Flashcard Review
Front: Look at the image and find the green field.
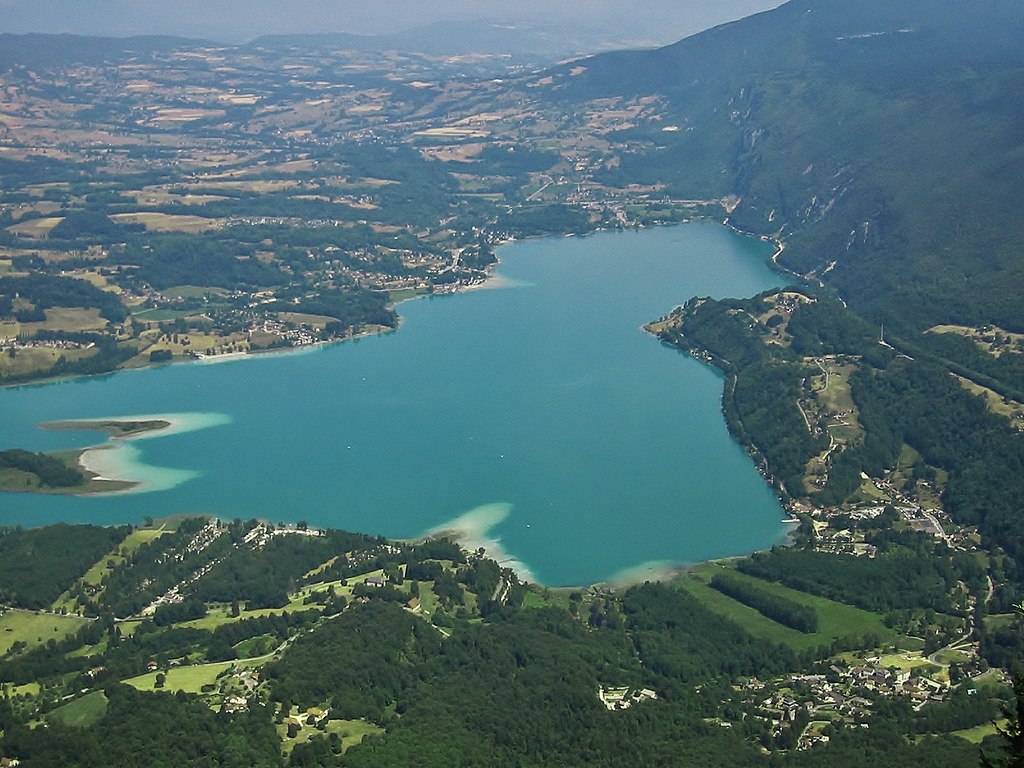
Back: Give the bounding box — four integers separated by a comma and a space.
47, 691, 109, 728
877, 652, 934, 672
178, 571, 387, 632
8, 307, 109, 333
131, 308, 193, 322
679, 563, 901, 654
109, 212, 221, 233
277, 311, 337, 329
124, 660, 258, 694
2, 681, 41, 698
984, 614, 1017, 631
0, 610, 90, 655
158, 285, 229, 300
0, 344, 95, 379
278, 709, 384, 756
950, 720, 1005, 744
7, 216, 63, 237
235, 633, 278, 658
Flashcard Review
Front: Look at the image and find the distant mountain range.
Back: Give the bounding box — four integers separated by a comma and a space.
0, 19, 669, 70
249, 20, 668, 61
0, 33, 205, 69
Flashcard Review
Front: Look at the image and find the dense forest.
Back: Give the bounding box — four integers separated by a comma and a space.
0, 524, 129, 609
0, 518, 1007, 767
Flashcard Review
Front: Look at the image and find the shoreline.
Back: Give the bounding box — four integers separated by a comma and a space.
73, 446, 141, 494
0, 271, 506, 391
1, 413, 228, 498
2, 222, 807, 586
418, 503, 539, 585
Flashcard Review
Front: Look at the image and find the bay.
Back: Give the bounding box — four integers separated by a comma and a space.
0, 222, 787, 585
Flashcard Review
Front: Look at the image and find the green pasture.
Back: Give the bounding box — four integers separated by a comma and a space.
679, 562, 900, 654
47, 691, 109, 728
0, 610, 89, 656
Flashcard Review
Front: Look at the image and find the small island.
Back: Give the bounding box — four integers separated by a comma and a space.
0, 447, 137, 495
0, 418, 170, 495
40, 418, 172, 439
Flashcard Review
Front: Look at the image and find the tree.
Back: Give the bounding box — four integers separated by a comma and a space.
982, 673, 1024, 768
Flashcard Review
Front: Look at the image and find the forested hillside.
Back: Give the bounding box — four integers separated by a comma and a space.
539, 0, 1024, 379
0, 520, 995, 766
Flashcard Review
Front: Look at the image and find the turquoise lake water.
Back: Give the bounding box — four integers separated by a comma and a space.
0, 223, 787, 585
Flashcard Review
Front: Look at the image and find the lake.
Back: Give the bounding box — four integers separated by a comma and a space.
0, 223, 787, 585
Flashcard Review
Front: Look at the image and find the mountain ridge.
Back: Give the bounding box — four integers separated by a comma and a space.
528, 0, 1024, 342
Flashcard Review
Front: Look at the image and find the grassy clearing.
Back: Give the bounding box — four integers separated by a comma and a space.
66, 637, 108, 658
195, 178, 302, 193
877, 651, 934, 672
680, 563, 899, 654
0, 467, 42, 491
124, 526, 172, 553
984, 614, 1017, 631
815, 361, 863, 442
21, 307, 108, 333
71, 269, 119, 291
7, 216, 63, 237
12, 201, 63, 219
934, 647, 975, 666
3, 682, 41, 698
850, 477, 888, 503
387, 287, 431, 304
521, 586, 575, 612
278, 710, 384, 756
235, 633, 278, 658
277, 311, 336, 329
955, 375, 1024, 430
303, 556, 339, 580
47, 691, 109, 728
951, 720, 1004, 744
179, 574, 364, 631
131, 308, 193, 322
124, 661, 239, 694
330, 719, 385, 752
928, 324, 1024, 358
0, 344, 96, 379
159, 285, 229, 300
117, 619, 143, 637
0, 610, 90, 656
132, 188, 227, 206
110, 212, 222, 233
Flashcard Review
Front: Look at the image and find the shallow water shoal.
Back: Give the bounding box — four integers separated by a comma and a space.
0, 223, 786, 585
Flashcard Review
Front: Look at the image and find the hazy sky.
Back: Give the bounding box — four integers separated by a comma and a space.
0, 1, 783, 45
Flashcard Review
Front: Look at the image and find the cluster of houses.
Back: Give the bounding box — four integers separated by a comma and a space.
143, 520, 227, 616
795, 493, 972, 559
0, 336, 93, 353
220, 666, 261, 714
742, 656, 955, 751
241, 522, 324, 550
156, 519, 224, 566
597, 685, 658, 712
